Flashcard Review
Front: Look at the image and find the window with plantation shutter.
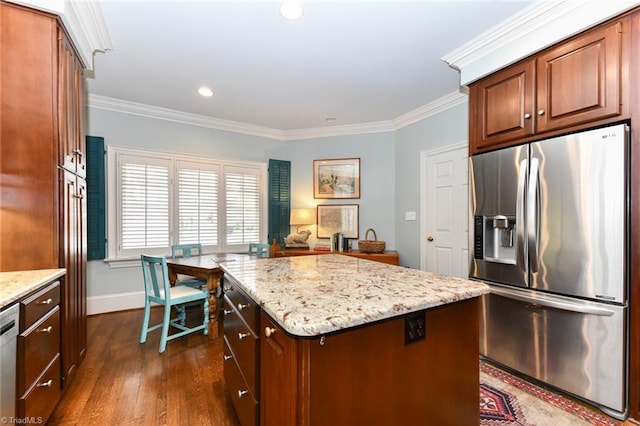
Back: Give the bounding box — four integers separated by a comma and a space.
225, 166, 261, 246
107, 146, 267, 260
177, 162, 219, 246
118, 155, 170, 257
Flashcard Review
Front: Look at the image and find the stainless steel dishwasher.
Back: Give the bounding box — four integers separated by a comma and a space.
0, 303, 19, 420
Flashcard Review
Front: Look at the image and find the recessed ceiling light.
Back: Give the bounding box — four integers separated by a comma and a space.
198, 86, 214, 97
280, 1, 303, 21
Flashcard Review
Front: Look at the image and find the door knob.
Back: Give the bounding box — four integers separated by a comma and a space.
427, 236, 434, 242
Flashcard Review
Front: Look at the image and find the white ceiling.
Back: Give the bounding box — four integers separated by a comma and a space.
88, 0, 535, 133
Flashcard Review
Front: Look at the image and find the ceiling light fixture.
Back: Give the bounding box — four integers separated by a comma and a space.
198, 86, 214, 97
280, 0, 304, 21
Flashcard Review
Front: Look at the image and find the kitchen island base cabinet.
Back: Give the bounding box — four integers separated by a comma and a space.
260, 298, 480, 426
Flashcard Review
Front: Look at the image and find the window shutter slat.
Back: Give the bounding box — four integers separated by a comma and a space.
120, 159, 170, 250
177, 165, 219, 245
268, 159, 291, 247
86, 136, 106, 260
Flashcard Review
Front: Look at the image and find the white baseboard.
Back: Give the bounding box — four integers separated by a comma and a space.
87, 291, 145, 315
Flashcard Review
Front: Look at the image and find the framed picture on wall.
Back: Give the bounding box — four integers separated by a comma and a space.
317, 204, 359, 239
313, 158, 360, 199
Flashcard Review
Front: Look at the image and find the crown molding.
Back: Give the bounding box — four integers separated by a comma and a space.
89, 92, 467, 141
442, 0, 640, 85
7, 0, 112, 70
392, 91, 467, 130
88, 94, 288, 140
283, 121, 395, 141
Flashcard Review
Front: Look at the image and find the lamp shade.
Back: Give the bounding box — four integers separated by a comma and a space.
290, 208, 315, 225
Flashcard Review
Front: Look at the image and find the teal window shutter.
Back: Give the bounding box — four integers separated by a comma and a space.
268, 159, 291, 248
86, 136, 106, 260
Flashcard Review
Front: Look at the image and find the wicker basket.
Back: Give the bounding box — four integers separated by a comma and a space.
358, 228, 386, 253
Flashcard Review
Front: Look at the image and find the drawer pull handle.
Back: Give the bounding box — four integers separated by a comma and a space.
223, 309, 233, 315
37, 380, 53, 388
39, 326, 53, 334
238, 390, 249, 398
223, 354, 233, 361
237, 303, 250, 310
38, 298, 53, 305
264, 327, 276, 338
238, 332, 250, 340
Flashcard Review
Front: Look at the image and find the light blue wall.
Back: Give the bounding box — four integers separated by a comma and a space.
394, 101, 468, 268
86, 100, 466, 308
266, 132, 396, 251
86, 108, 285, 161
86, 108, 286, 298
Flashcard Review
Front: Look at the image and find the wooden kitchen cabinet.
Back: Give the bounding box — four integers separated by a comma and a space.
469, 60, 535, 151
59, 30, 87, 179
470, 18, 626, 154
17, 280, 62, 423
223, 278, 260, 426
258, 299, 480, 426
0, 1, 87, 393
60, 170, 88, 384
274, 249, 400, 266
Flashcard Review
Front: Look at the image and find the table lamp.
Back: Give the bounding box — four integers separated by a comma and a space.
285, 208, 315, 248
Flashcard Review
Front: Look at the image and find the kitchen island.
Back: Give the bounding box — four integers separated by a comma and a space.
220, 254, 489, 426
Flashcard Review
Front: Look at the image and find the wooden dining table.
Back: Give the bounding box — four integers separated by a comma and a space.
166, 253, 247, 339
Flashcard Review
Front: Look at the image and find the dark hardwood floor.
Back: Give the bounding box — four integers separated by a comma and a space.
49, 307, 240, 426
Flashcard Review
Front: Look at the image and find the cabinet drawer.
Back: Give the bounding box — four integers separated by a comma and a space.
224, 282, 258, 333
18, 306, 60, 395
224, 339, 258, 426
20, 280, 60, 331
18, 354, 61, 423
223, 301, 258, 396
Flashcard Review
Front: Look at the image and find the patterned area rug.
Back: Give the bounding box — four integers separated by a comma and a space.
480, 362, 622, 426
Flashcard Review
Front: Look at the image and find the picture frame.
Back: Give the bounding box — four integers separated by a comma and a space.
317, 204, 359, 239
313, 158, 360, 199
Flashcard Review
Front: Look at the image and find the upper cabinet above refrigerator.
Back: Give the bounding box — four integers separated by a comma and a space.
469, 17, 629, 155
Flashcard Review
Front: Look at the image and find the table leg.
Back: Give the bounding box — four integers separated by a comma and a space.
168, 267, 178, 286
206, 272, 223, 339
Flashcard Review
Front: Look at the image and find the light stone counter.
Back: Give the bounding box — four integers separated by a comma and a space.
0, 269, 66, 309
220, 254, 489, 337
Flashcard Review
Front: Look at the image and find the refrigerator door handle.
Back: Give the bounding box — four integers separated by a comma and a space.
527, 157, 540, 273
516, 159, 528, 271
491, 286, 616, 316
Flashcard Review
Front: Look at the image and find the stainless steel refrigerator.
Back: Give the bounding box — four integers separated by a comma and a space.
469, 123, 629, 419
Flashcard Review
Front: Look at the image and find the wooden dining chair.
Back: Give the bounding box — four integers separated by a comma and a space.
248, 243, 270, 258
139, 254, 209, 353
171, 243, 206, 288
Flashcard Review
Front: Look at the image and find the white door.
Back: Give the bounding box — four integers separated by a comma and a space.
420, 143, 469, 278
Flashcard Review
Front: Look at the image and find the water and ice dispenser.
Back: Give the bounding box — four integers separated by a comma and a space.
473, 215, 517, 264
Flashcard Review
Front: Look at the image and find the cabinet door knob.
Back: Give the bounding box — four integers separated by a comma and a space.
237, 303, 249, 310
537, 109, 545, 116
37, 380, 53, 388
238, 332, 250, 340
265, 327, 277, 338
39, 326, 53, 334
38, 298, 53, 305
223, 354, 233, 361
238, 390, 249, 398
524, 113, 531, 119
427, 236, 434, 242
223, 309, 233, 315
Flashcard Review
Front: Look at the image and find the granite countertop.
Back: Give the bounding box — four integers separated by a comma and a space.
221, 254, 489, 337
0, 269, 66, 309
